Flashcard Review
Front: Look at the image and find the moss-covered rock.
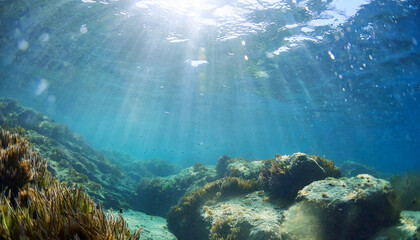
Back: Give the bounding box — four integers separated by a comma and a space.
0, 98, 133, 209
134, 163, 218, 217
216, 155, 266, 180
295, 174, 401, 240
260, 152, 341, 199
167, 177, 260, 240
204, 191, 284, 240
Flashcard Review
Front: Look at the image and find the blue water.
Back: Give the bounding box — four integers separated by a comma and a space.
0, 0, 419, 172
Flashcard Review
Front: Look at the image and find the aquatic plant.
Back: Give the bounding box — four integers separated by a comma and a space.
167, 177, 259, 240
0, 127, 47, 200
312, 155, 341, 178
210, 218, 242, 240
0, 183, 142, 240
390, 171, 420, 211
0, 127, 142, 239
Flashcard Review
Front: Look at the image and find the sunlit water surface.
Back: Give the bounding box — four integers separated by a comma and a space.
0, 0, 419, 172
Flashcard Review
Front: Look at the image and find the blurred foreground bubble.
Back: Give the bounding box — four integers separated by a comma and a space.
17, 40, 29, 51
80, 24, 88, 34
35, 78, 48, 96
39, 33, 49, 42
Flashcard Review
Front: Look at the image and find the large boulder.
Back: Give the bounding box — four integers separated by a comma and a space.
295, 174, 401, 240
166, 177, 260, 240
201, 190, 284, 240
260, 152, 341, 199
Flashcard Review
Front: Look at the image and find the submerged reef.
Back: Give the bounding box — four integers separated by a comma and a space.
1, 98, 418, 240
0, 127, 142, 239
164, 154, 410, 240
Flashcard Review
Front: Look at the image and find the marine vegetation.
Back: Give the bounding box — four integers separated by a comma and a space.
209, 218, 243, 240
0, 98, 133, 209
167, 177, 259, 240
390, 171, 420, 211
0, 127, 142, 239
0, 128, 47, 201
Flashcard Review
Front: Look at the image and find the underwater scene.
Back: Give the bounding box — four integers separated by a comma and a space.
0, 0, 419, 239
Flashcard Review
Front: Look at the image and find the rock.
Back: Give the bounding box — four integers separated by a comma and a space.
0, 99, 135, 210
373, 211, 420, 240
340, 161, 382, 178
202, 191, 284, 240
216, 155, 266, 180
296, 174, 401, 240
260, 152, 341, 199
134, 163, 218, 217
166, 177, 260, 240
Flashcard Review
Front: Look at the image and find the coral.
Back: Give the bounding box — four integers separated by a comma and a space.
167, 177, 259, 240
0, 127, 142, 240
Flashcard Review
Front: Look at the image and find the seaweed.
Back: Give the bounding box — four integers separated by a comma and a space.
0, 127, 142, 239
0, 128, 47, 201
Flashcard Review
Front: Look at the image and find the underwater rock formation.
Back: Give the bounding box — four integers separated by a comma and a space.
167, 177, 259, 240
104, 151, 180, 183
216, 155, 265, 180
295, 174, 400, 240
201, 190, 284, 240
134, 162, 218, 217
0, 98, 133, 209
0, 127, 142, 239
373, 211, 420, 240
260, 152, 341, 199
